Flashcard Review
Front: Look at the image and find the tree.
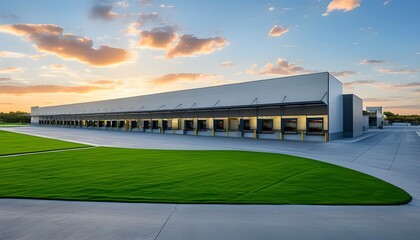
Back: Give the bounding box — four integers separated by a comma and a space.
0, 112, 31, 124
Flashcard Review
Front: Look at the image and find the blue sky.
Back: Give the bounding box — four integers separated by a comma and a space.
0, 0, 419, 114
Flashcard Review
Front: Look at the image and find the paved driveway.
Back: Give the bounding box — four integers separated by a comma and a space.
1, 126, 419, 239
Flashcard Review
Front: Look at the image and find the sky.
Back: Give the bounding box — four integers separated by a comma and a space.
0, 0, 419, 114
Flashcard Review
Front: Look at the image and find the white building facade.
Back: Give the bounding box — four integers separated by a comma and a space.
31, 72, 362, 142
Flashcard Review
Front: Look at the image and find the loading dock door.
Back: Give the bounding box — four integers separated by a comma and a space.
162, 120, 168, 130
131, 121, 137, 129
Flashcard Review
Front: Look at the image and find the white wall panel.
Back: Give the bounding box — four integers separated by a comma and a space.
328, 74, 344, 139
32, 73, 330, 116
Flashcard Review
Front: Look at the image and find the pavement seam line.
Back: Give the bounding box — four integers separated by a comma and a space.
350, 132, 387, 163
154, 204, 178, 240
388, 134, 403, 171
0, 146, 97, 158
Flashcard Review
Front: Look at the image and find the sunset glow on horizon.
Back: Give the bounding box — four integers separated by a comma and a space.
0, 0, 419, 114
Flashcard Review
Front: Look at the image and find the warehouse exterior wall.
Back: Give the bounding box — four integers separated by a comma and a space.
31, 73, 329, 117
343, 94, 363, 138
327, 74, 343, 140
31, 72, 361, 142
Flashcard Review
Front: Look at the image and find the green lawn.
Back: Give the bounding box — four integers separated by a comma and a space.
0, 123, 30, 127
0, 130, 88, 155
0, 131, 412, 205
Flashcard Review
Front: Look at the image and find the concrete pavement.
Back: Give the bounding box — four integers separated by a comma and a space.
1, 126, 419, 239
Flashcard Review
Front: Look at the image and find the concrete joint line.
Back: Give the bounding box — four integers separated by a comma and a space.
388, 136, 403, 171
350, 132, 388, 163
154, 204, 178, 240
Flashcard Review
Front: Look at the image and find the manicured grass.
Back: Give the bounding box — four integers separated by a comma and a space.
0, 130, 411, 205
0, 130, 88, 155
0, 123, 30, 127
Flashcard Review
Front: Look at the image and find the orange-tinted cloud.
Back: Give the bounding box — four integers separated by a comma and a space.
364, 97, 394, 102
90, 79, 122, 85
89, 4, 118, 20
343, 80, 376, 87
258, 58, 309, 76
0, 51, 27, 58
139, 26, 177, 49
0, 84, 108, 95
331, 71, 357, 77
323, 0, 361, 16
386, 104, 420, 110
344, 80, 420, 90
268, 25, 289, 37
376, 67, 418, 74
151, 73, 217, 84
0, 77, 11, 81
49, 64, 66, 70
166, 35, 228, 58
0, 24, 131, 66
0, 67, 23, 73
246, 64, 258, 75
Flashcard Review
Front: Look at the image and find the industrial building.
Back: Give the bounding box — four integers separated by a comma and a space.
31, 72, 364, 142
366, 106, 384, 129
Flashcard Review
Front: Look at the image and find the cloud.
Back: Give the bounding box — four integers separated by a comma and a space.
220, 61, 234, 67
150, 73, 217, 84
116, 1, 129, 8
330, 71, 357, 77
0, 24, 131, 66
360, 59, 385, 64
322, 0, 361, 16
137, 12, 162, 26
246, 64, 258, 75
343, 80, 376, 87
395, 82, 420, 87
139, 26, 177, 49
385, 104, 420, 110
0, 85, 109, 95
268, 6, 276, 11
0, 51, 27, 58
376, 67, 418, 74
90, 79, 122, 85
344, 80, 420, 90
258, 58, 309, 76
0, 67, 23, 73
126, 22, 141, 36
160, 4, 174, 8
140, 0, 154, 6
364, 98, 394, 102
268, 25, 289, 37
0, 77, 12, 81
48, 64, 66, 70
0, 14, 20, 21
413, 89, 420, 93
383, 0, 390, 6
89, 4, 118, 20
166, 35, 228, 58
360, 26, 377, 35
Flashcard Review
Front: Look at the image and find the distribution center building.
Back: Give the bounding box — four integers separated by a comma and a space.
31, 72, 364, 142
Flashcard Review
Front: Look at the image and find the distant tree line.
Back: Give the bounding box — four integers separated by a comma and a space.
384, 111, 420, 125
0, 111, 31, 124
